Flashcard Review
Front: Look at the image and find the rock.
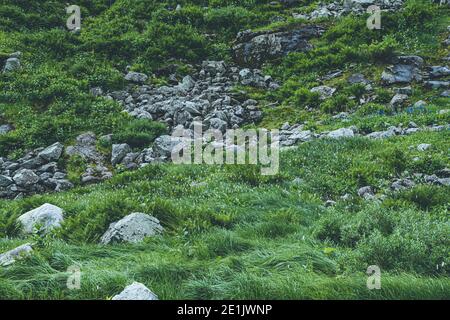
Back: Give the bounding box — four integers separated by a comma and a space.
153, 135, 186, 158
310, 7, 333, 19
310, 85, 336, 100
0, 124, 13, 135
441, 90, 450, 97
366, 126, 396, 139
233, 26, 324, 67
417, 143, 431, 151
112, 282, 158, 300
437, 178, 450, 186
124, 71, 148, 84
325, 200, 337, 207
13, 169, 39, 188
435, 168, 450, 178
100, 212, 163, 244
357, 186, 375, 200
424, 174, 439, 184
66, 132, 104, 163
391, 179, 415, 191
111, 143, 132, 166
17, 203, 64, 234
381, 56, 423, 84
3, 57, 21, 72
0, 244, 33, 267
429, 66, 450, 78
208, 118, 228, 132
38, 142, 64, 162
423, 81, 450, 89
348, 73, 370, 84
413, 100, 427, 109
290, 130, 312, 142
201, 61, 226, 75
390, 93, 409, 108
327, 128, 354, 139
178, 75, 196, 91
0, 175, 13, 187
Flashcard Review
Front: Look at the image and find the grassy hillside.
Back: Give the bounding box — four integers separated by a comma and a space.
0, 0, 449, 299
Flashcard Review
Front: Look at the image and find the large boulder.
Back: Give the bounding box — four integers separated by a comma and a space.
112, 282, 158, 300
38, 142, 64, 162
381, 56, 423, 84
17, 203, 64, 234
233, 26, 324, 67
0, 244, 33, 267
100, 212, 163, 244
13, 169, 39, 187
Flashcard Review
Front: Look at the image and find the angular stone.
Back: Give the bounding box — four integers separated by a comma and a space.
13, 169, 39, 187
17, 203, 64, 234
100, 212, 163, 244
112, 282, 158, 300
0, 244, 33, 267
38, 142, 64, 162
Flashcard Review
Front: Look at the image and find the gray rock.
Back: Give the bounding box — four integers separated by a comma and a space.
424, 81, 450, 89
17, 203, 64, 234
429, 66, 450, 78
38, 142, 64, 162
111, 143, 132, 166
201, 61, 226, 75
348, 73, 370, 84
310, 85, 336, 100
417, 143, 431, 151
327, 128, 354, 139
153, 135, 186, 158
0, 244, 33, 267
391, 179, 415, 191
66, 132, 103, 163
112, 282, 158, 300
381, 56, 423, 84
178, 75, 196, 91
100, 212, 163, 244
125, 71, 148, 84
0, 175, 13, 187
3, 57, 21, 72
13, 169, 39, 187
0, 124, 13, 135
233, 26, 324, 67
357, 186, 375, 200
390, 93, 409, 107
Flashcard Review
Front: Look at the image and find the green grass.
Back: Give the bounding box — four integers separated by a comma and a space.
0, 133, 448, 299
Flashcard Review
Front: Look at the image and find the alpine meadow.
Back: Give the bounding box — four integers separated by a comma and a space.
0, 0, 449, 301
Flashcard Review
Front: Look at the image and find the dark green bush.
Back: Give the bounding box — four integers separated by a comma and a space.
112, 119, 167, 149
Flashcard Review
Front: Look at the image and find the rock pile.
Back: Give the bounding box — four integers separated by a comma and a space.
292, 0, 404, 21
0, 142, 72, 199
106, 60, 272, 135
